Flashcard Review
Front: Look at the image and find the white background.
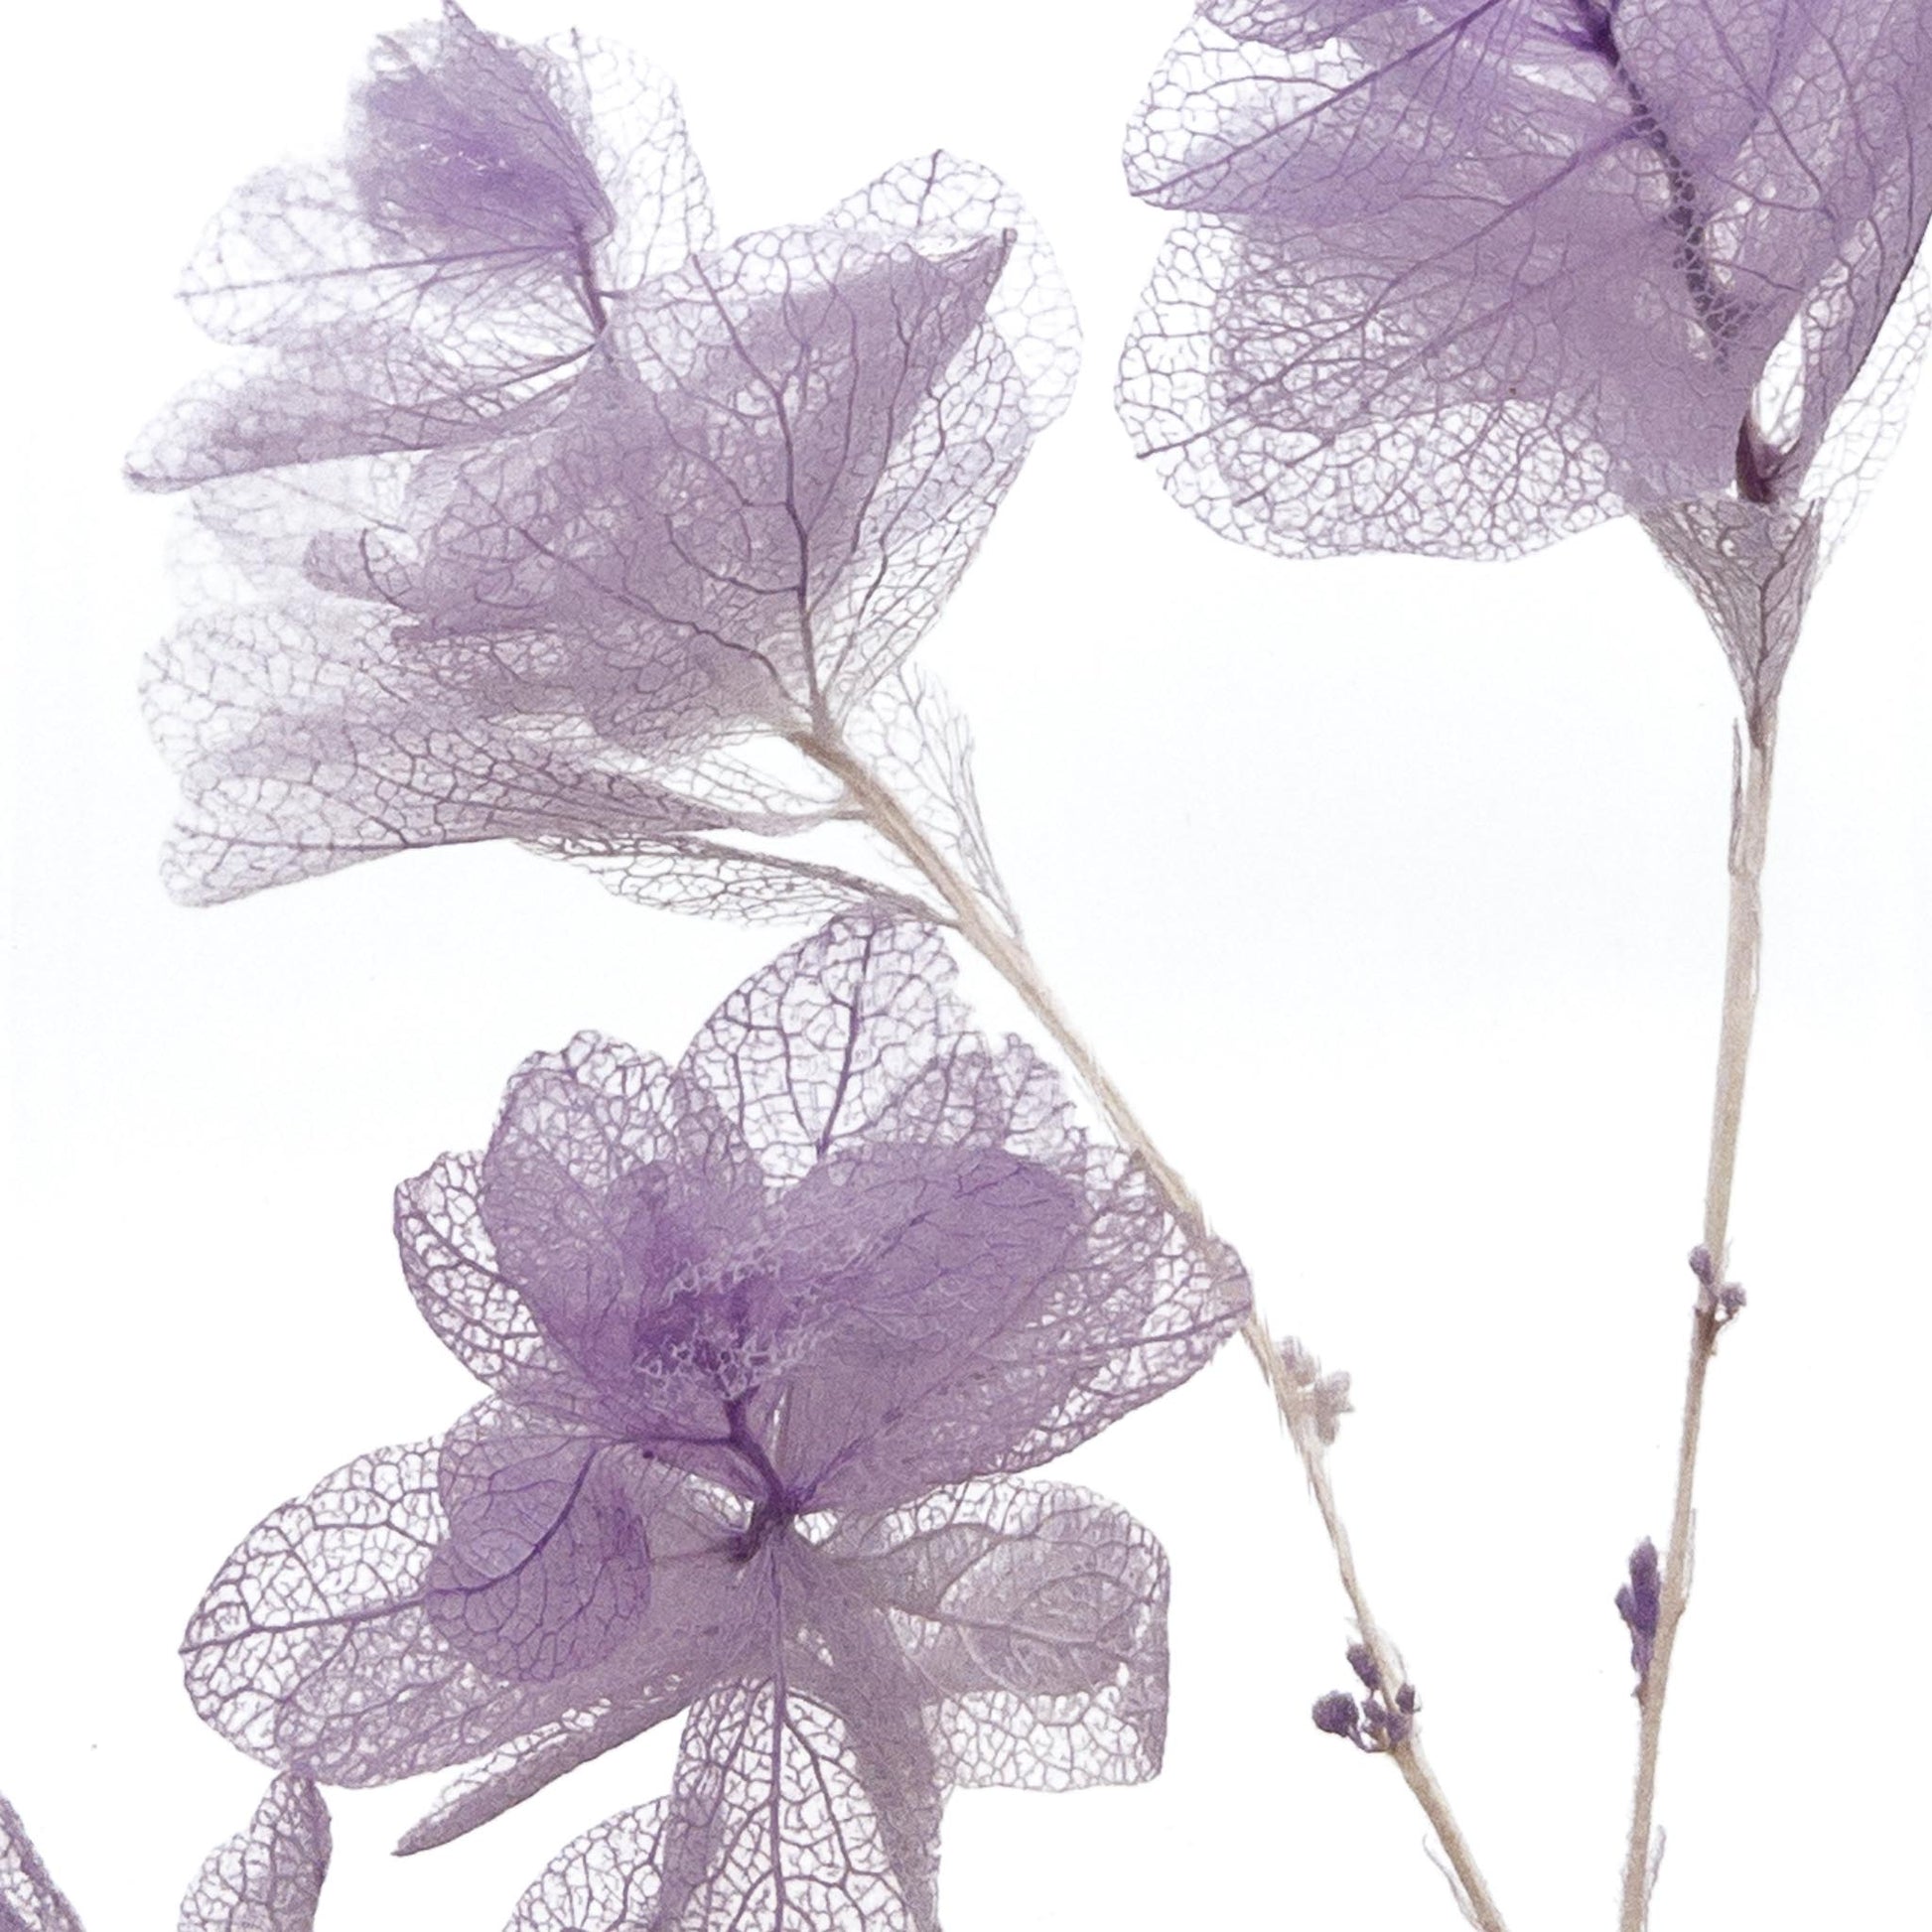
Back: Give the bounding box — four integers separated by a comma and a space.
4, 3, 1927, 1929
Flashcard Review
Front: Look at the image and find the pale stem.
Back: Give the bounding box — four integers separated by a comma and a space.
1615, 713, 1777, 1932
795, 725, 1509, 1932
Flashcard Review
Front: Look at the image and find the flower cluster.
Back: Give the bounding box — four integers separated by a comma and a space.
183, 916, 1248, 1924
1119, 0, 1932, 572
133, 5, 1075, 907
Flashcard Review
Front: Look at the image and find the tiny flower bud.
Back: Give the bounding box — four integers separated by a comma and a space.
1346, 1642, 1381, 1692
1616, 1538, 1662, 1687
1689, 1245, 1716, 1286
1311, 1691, 1362, 1740
1395, 1682, 1418, 1716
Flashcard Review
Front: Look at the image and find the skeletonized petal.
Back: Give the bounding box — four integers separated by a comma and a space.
426, 1406, 653, 1682
131, 11, 712, 488
507, 1685, 918, 1932
829, 1478, 1169, 1791
178, 1776, 331, 1932
180, 1426, 752, 1786
0, 1792, 85, 1932
674, 919, 969, 1183
142, 601, 787, 904
1121, 1, 1932, 557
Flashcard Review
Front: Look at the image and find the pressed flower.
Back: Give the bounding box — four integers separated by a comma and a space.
1120, 0, 1932, 579
182, 916, 1248, 1924
133, 10, 1076, 906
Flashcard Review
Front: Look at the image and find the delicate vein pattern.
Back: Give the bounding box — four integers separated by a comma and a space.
127, 9, 711, 486
846, 668, 1018, 933
131, 11, 1076, 908
1120, 0, 1932, 563
0, 1794, 84, 1932
536, 832, 940, 927
184, 915, 1249, 1923
178, 1777, 332, 1932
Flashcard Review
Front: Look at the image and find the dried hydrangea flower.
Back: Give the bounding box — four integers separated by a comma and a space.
1120, 0, 1932, 585
126, 5, 710, 485
182, 917, 1248, 1922
131, 8, 1075, 908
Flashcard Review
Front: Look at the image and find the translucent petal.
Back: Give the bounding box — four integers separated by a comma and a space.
0, 1792, 84, 1932
177, 1776, 331, 1932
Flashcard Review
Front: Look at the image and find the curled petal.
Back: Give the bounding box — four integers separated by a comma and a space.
178, 1776, 331, 1932
131, 13, 711, 489
829, 1478, 1169, 1791
1121, 1, 1932, 557
828, 150, 1080, 432
349, 6, 617, 256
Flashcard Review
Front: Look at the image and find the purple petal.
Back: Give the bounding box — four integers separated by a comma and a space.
426, 1405, 652, 1682
674, 918, 969, 1183
674, 916, 1248, 1493
473, 1034, 771, 1438
397, 1697, 671, 1855
142, 602, 783, 905
177, 1776, 331, 1932
1120, 1, 1932, 557
761, 1143, 1089, 1505
180, 1425, 753, 1786
503, 1797, 672, 1932
827, 152, 1079, 434
0, 1793, 84, 1932
130, 17, 710, 489
504, 1661, 945, 1932
507, 1682, 935, 1930
827, 1478, 1170, 1790
349, 6, 616, 256
394, 1148, 582, 1408
666, 1682, 925, 1931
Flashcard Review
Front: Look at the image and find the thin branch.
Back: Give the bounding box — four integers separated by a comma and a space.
1616, 713, 1777, 1932
794, 724, 1510, 1932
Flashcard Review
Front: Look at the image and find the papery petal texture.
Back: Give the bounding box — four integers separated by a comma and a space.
129, 8, 710, 487
508, 1688, 917, 1932
178, 1777, 331, 1932
135, 17, 1075, 909
182, 1428, 758, 1785
0, 1794, 84, 1932
193, 912, 1245, 1922
1120, 0, 1932, 559
824, 1478, 1170, 1791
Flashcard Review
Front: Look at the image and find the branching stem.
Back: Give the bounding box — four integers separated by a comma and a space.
794, 724, 1509, 1932
1616, 712, 1777, 1932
